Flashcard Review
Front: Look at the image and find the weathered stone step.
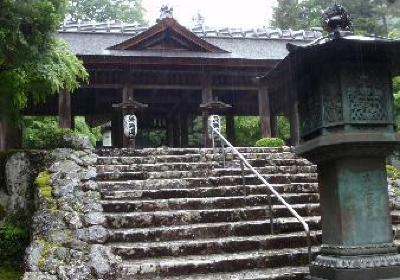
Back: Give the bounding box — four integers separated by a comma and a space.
97, 171, 150, 181
110, 231, 322, 260
97, 174, 318, 190
212, 166, 317, 177
391, 211, 400, 225
108, 217, 321, 243
117, 247, 318, 278
97, 154, 206, 165
96, 147, 296, 157
101, 194, 320, 213
116, 266, 309, 280
212, 174, 318, 186
100, 183, 319, 198
104, 204, 321, 229
97, 162, 217, 173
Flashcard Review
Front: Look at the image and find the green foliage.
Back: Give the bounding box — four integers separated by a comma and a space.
0, 267, 23, 280
277, 115, 290, 140
271, 0, 400, 37
0, 223, 30, 270
66, 0, 145, 23
0, 0, 88, 123
387, 164, 400, 179
255, 138, 285, 147
22, 116, 100, 148
234, 117, 261, 146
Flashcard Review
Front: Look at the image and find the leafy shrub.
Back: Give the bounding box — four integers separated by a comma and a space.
255, 138, 285, 147
0, 223, 30, 269
387, 165, 400, 179
22, 116, 100, 149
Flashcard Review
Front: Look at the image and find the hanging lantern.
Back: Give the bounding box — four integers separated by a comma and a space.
123, 115, 137, 138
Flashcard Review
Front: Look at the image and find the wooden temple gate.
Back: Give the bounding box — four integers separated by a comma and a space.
0, 12, 319, 150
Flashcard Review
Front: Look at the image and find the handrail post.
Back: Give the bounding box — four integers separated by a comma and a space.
209, 125, 312, 264
221, 138, 226, 168
240, 160, 245, 188
268, 190, 274, 235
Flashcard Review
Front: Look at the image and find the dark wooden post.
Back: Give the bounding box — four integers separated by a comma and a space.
258, 85, 271, 138
0, 119, 22, 151
270, 112, 278, 138
59, 90, 72, 128
167, 120, 173, 147
180, 114, 189, 148
226, 115, 235, 145
201, 73, 213, 148
289, 101, 300, 146
173, 114, 181, 148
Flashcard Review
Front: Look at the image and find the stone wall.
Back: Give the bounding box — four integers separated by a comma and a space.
23, 148, 120, 280
0, 151, 44, 223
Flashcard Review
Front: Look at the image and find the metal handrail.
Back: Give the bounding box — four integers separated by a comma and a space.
211, 127, 312, 263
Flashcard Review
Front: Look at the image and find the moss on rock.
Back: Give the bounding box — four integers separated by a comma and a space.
35, 171, 52, 198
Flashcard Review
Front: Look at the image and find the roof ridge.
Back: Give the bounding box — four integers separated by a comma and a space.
60, 21, 322, 40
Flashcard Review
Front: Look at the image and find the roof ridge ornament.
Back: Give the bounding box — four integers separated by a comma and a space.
158, 5, 174, 22
322, 3, 353, 38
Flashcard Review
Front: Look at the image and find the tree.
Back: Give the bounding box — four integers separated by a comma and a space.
0, 0, 88, 123
271, 0, 399, 36
66, 0, 145, 23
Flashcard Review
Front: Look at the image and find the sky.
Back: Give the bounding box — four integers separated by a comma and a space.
142, 0, 277, 28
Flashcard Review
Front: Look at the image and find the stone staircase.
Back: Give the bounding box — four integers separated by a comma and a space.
96, 147, 324, 279
95, 147, 400, 279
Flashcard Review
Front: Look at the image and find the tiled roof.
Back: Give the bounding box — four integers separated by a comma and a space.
58, 21, 323, 61
60, 21, 322, 40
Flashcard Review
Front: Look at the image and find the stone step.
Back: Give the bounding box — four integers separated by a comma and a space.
110, 231, 322, 260
96, 147, 296, 157
100, 183, 319, 197
100, 183, 319, 200
108, 217, 321, 243
116, 266, 309, 280
97, 171, 150, 181
104, 204, 321, 229
97, 174, 318, 190
392, 211, 400, 225
97, 162, 217, 173
101, 194, 320, 212
117, 247, 318, 278
212, 166, 317, 176
97, 154, 206, 165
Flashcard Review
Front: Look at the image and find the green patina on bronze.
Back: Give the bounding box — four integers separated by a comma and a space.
262, 4, 400, 280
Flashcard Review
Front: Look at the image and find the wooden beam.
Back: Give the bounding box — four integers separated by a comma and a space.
258, 86, 271, 138
59, 90, 72, 128
81, 83, 258, 91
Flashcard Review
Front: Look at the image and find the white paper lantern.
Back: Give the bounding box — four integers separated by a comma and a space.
208, 115, 221, 138
123, 115, 137, 138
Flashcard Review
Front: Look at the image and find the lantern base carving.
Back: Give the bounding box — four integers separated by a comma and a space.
305, 255, 400, 280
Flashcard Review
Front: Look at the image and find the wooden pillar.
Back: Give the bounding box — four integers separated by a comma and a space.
258, 86, 271, 138
289, 101, 300, 146
166, 121, 173, 147
226, 115, 235, 145
0, 119, 22, 151
58, 90, 72, 128
180, 114, 189, 148
270, 111, 278, 138
173, 114, 180, 148
202, 74, 213, 148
